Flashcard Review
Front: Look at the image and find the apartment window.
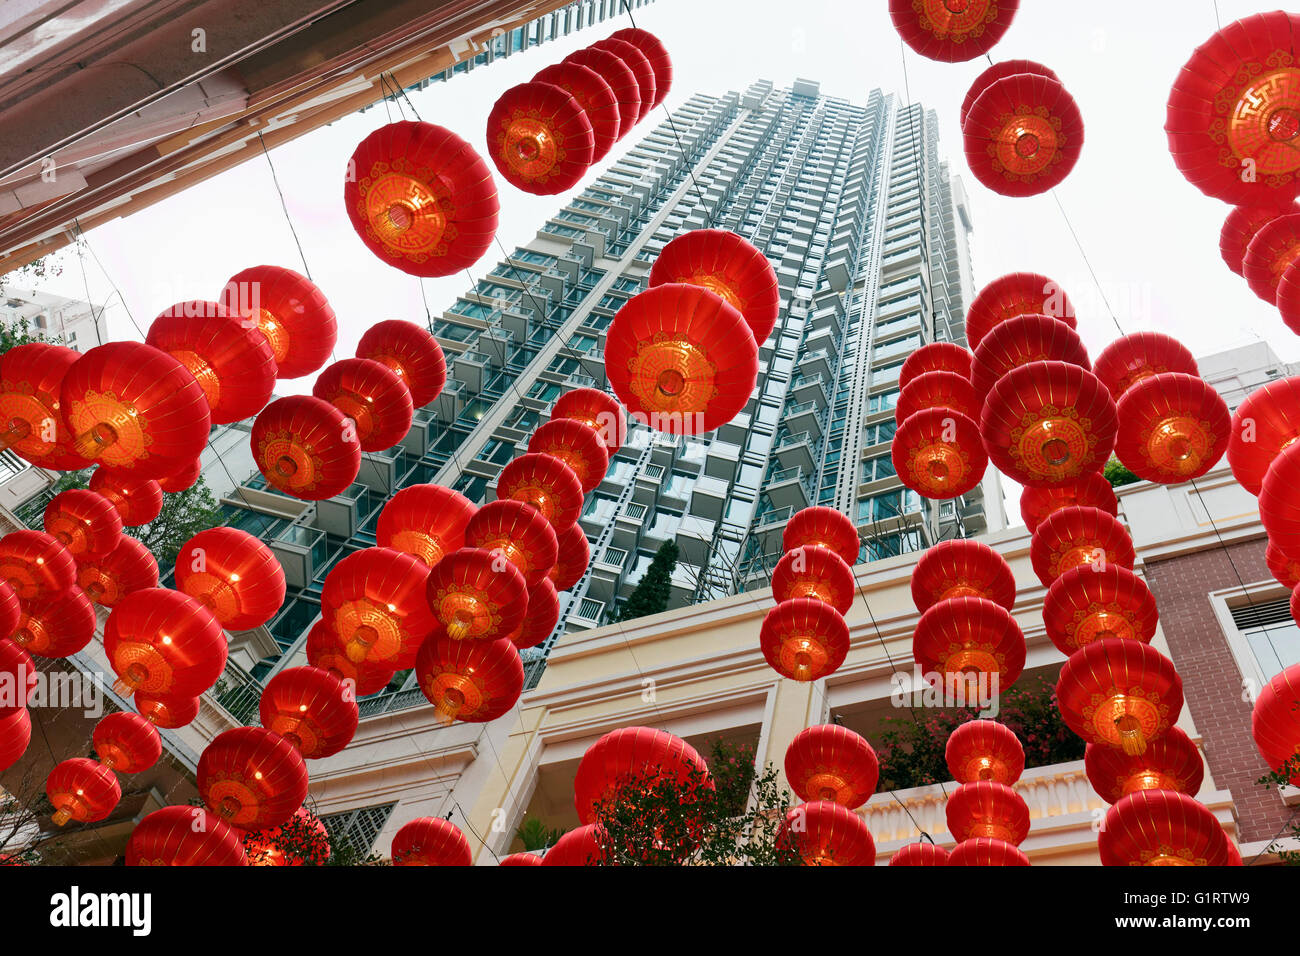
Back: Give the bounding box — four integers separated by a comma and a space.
1225, 594, 1300, 683
319, 803, 396, 855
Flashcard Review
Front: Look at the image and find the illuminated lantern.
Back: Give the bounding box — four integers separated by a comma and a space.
1251, 661, 1300, 784
198, 727, 309, 830
77, 535, 159, 609
777, 800, 875, 866
895, 370, 979, 425
509, 577, 560, 650
415, 633, 524, 723
946, 781, 1030, 845
355, 320, 447, 408
552, 387, 628, 453
321, 547, 436, 667
42, 488, 121, 558
251, 395, 362, 501
1228, 375, 1300, 495
0, 530, 76, 600
890, 841, 950, 866
964, 73, 1083, 197
175, 527, 285, 631
60, 342, 211, 478
377, 484, 475, 568
1030, 506, 1134, 587
564, 48, 640, 140
911, 539, 1016, 613
1260, 443, 1300, 561
1166, 12, 1300, 206
966, 272, 1076, 350
960, 59, 1060, 129
93, 712, 162, 773
550, 521, 591, 592
346, 121, 499, 276
610, 27, 672, 108
1043, 564, 1158, 654
969, 314, 1091, 398
947, 837, 1030, 866
259, 665, 359, 759
157, 458, 200, 493
772, 545, 855, 615
464, 499, 557, 587
591, 37, 656, 122
759, 597, 850, 682
528, 418, 610, 493
0, 581, 17, 639
899, 342, 972, 391
497, 452, 585, 532
145, 304, 277, 424
1222, 202, 1297, 276
312, 358, 413, 452
573, 727, 711, 824
1086, 726, 1204, 804
1116, 374, 1229, 483
889, 0, 1017, 61
487, 81, 594, 195
134, 693, 200, 730
1098, 790, 1229, 866
0, 640, 37, 717
424, 547, 527, 641
1092, 332, 1199, 403
0, 709, 31, 772
981, 361, 1117, 488
783, 506, 859, 566
500, 853, 544, 866
1019, 471, 1118, 534
784, 724, 879, 808
103, 588, 227, 698
46, 758, 121, 826
13, 587, 95, 658
605, 284, 758, 436
542, 824, 608, 866
243, 807, 330, 866
0, 344, 90, 470
893, 407, 987, 499
305, 620, 396, 697
221, 265, 337, 379
534, 62, 620, 163
913, 596, 1026, 689
649, 229, 781, 344
126, 806, 248, 866
946, 719, 1025, 785
89, 469, 163, 526
1057, 638, 1183, 755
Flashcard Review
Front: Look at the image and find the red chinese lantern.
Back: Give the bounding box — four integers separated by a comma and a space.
77, 535, 159, 609
509, 577, 559, 650
1093, 333, 1200, 403
550, 520, 591, 592
259, 665, 359, 759
1086, 726, 1204, 805
1019, 471, 1118, 534
1245, 209, 1300, 303
355, 320, 447, 408
946, 719, 1025, 785
981, 361, 1117, 488
966, 272, 1076, 350
46, 758, 121, 826
946, 781, 1030, 844
126, 806, 248, 866
42, 488, 121, 558
913, 596, 1025, 689
574, 727, 711, 824
0, 343, 89, 470
93, 712, 162, 773
1166, 12, 1300, 206
312, 358, 413, 452
134, 693, 200, 730
221, 265, 336, 379
534, 62, 620, 163
1116, 374, 1230, 483
1251, 661, 1300, 784
890, 841, 950, 866
777, 800, 875, 866
1057, 638, 1183, 755
304, 620, 396, 698
784, 724, 879, 808
1229, 375, 1300, 495
377, 484, 475, 568
528, 418, 609, 493
1043, 564, 1158, 655
103, 587, 227, 698
606, 284, 758, 436
424, 547, 527, 641
61, 342, 211, 478
465, 499, 557, 587
415, 633, 523, 723
893, 407, 987, 499
198, 727, 309, 830
497, 452, 585, 532
563, 48, 640, 140
89, 469, 163, 526
1279, 258, 1300, 334
321, 547, 436, 667
759, 597, 850, 682
243, 806, 331, 866
609, 28, 671, 108
649, 229, 780, 344
542, 824, 608, 866
895, 370, 979, 425
911, 539, 1016, 613
391, 817, 473, 865
1260, 443, 1300, 561
960, 59, 1060, 129
0, 530, 76, 600
970, 313, 1091, 398
252, 395, 362, 501
174, 528, 286, 631
500, 852, 544, 866
1098, 790, 1228, 866
772, 545, 855, 615
346, 121, 499, 276
1222, 202, 1297, 276
0, 639, 36, 717
145, 304, 277, 424
157, 458, 200, 493
783, 506, 859, 566
899, 342, 972, 391
947, 837, 1030, 866
965, 73, 1083, 197
552, 387, 628, 453
889, 0, 1018, 62
13, 587, 95, 658
0, 708, 30, 772
487, 81, 594, 195
1031, 506, 1135, 587
1270, 542, 1300, 589
591, 37, 656, 122
0, 581, 17, 639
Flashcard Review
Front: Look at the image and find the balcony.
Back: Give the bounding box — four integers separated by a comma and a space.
610, 502, 648, 550
796, 348, 833, 380
782, 400, 823, 440
267, 521, 328, 589
790, 374, 829, 408
675, 514, 717, 566
705, 439, 742, 482
761, 466, 812, 513
431, 378, 467, 422
774, 431, 816, 473
452, 350, 491, 393
689, 474, 730, 522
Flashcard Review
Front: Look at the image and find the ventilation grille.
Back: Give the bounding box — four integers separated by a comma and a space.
1231, 597, 1293, 631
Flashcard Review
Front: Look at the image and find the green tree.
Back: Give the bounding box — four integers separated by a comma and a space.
1104, 456, 1140, 488
0, 315, 63, 354
1257, 754, 1300, 865
617, 540, 680, 622
0, 254, 64, 300
514, 817, 566, 852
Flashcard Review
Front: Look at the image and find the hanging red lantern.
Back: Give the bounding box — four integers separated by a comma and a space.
960, 59, 1060, 129
103, 587, 227, 698
895, 370, 979, 425
12, 587, 95, 658
947, 837, 1030, 866
88, 469, 162, 526
305, 620, 396, 697
889, 0, 1018, 62
127, 806, 248, 866
610, 28, 672, 108
913, 596, 1026, 689
1043, 564, 1158, 655
174, 527, 285, 631
946, 719, 1025, 785
606, 284, 758, 436
93, 712, 162, 773
497, 452, 585, 532
1030, 506, 1135, 587
1246, 213, 1300, 303
465, 499, 557, 587
542, 824, 608, 866
1166, 12, 1300, 206
1270, 541, 1300, 589
259, 665, 359, 759
1098, 790, 1228, 866
966, 273, 1076, 351
487, 81, 594, 195
552, 387, 628, 453
760, 597, 850, 682
77, 535, 159, 609
946, 781, 1030, 845
377, 484, 475, 568
981, 361, 1117, 488
355, 320, 447, 408
890, 841, 950, 866
591, 37, 656, 122
1251, 661, 1300, 784
893, 407, 987, 499
772, 545, 855, 615
1228, 375, 1300, 495
1019, 471, 1118, 534
0, 639, 37, 718
965, 73, 1083, 197
509, 577, 560, 650
0, 708, 30, 772
911, 539, 1016, 613
391, 818, 473, 865
784, 724, 879, 808
533, 62, 620, 163
777, 800, 875, 865
1086, 726, 1204, 804
221, 265, 337, 379
970, 314, 1091, 398
1222, 202, 1298, 276
783, 506, 859, 566
312, 358, 413, 452
1115, 373, 1230, 483
649, 229, 781, 344
157, 458, 200, 493
243, 806, 331, 866
550, 520, 591, 592
1057, 638, 1183, 755
0, 343, 89, 471
573, 727, 711, 824
134, 693, 200, 730
1260, 443, 1300, 561
0, 581, 17, 640
528, 418, 610, 493
415, 633, 524, 723
1279, 258, 1300, 334
41, 488, 121, 558
1092, 332, 1199, 403
0, 530, 76, 600
198, 727, 309, 831
321, 547, 436, 667
500, 852, 543, 866
424, 546, 527, 641
899, 342, 972, 391
251, 395, 362, 501
46, 758, 121, 826
563, 48, 640, 140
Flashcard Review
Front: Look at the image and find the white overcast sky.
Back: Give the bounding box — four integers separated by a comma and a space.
23, 0, 1293, 392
